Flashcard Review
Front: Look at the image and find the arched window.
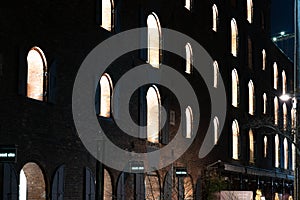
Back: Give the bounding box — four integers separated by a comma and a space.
273, 62, 278, 89
275, 134, 280, 168
284, 138, 289, 169
249, 129, 255, 163
282, 70, 287, 94
247, 0, 253, 23
19, 170, 27, 200
292, 107, 297, 129
101, 0, 114, 31
185, 0, 192, 11
104, 169, 113, 200
147, 85, 160, 143
27, 47, 47, 101
232, 120, 240, 160
262, 49, 266, 70
232, 69, 239, 107
213, 117, 219, 145
185, 106, 193, 138
283, 103, 287, 131
264, 136, 268, 158
147, 13, 162, 68
100, 74, 113, 117
248, 80, 255, 115
274, 97, 279, 125
263, 93, 267, 114
248, 37, 252, 69
185, 43, 193, 74
231, 19, 238, 57
212, 4, 218, 32
213, 61, 219, 88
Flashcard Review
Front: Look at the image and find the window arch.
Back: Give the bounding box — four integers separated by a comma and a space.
262, 49, 266, 70
264, 136, 268, 158
185, 43, 193, 74
213, 116, 219, 145
147, 13, 162, 68
232, 69, 239, 107
100, 74, 113, 117
275, 134, 280, 168
213, 61, 219, 88
284, 138, 289, 169
185, 0, 192, 11
232, 120, 240, 160
212, 4, 218, 32
273, 62, 278, 89
248, 80, 255, 115
263, 93, 267, 114
249, 129, 255, 163
231, 19, 238, 57
147, 85, 161, 143
101, 0, 114, 31
274, 97, 279, 125
27, 47, 47, 101
282, 70, 287, 94
283, 103, 287, 131
247, 0, 253, 23
185, 106, 193, 138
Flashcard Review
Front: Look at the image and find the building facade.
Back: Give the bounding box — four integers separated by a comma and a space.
0, 0, 295, 199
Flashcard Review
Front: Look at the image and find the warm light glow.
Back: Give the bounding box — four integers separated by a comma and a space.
213, 61, 219, 88
101, 0, 113, 31
147, 85, 160, 143
19, 169, 27, 200
212, 4, 218, 32
232, 69, 239, 107
282, 70, 286, 94
275, 134, 280, 168
231, 19, 238, 57
283, 103, 287, 131
185, 0, 192, 10
248, 80, 255, 115
292, 144, 296, 170
213, 117, 219, 145
263, 93, 267, 114
284, 138, 289, 169
273, 62, 278, 89
185, 43, 193, 74
185, 106, 193, 138
232, 120, 239, 160
147, 13, 161, 68
264, 136, 268, 158
291, 108, 297, 129
100, 74, 113, 117
262, 49, 266, 70
280, 94, 290, 101
104, 169, 112, 200
249, 129, 254, 163
247, 0, 253, 23
274, 97, 279, 125
27, 47, 47, 101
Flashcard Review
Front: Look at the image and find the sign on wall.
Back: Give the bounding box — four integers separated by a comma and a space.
0, 146, 17, 163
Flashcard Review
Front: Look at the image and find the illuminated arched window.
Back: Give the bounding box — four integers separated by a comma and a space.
282, 70, 287, 94
263, 93, 267, 114
283, 103, 287, 131
274, 97, 279, 125
185, 106, 193, 138
101, 0, 114, 31
27, 47, 47, 101
262, 49, 266, 70
213, 117, 219, 145
213, 61, 219, 88
19, 169, 27, 200
231, 19, 238, 57
248, 80, 255, 115
264, 136, 268, 158
185, 0, 192, 11
275, 134, 280, 168
100, 74, 113, 117
147, 85, 160, 143
232, 120, 240, 160
232, 69, 239, 107
273, 62, 278, 89
292, 108, 297, 129
247, 0, 253, 23
147, 13, 162, 68
185, 43, 193, 74
284, 138, 289, 169
249, 129, 255, 163
212, 4, 218, 32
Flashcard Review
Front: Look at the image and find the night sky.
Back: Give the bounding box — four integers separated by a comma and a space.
271, 0, 294, 35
